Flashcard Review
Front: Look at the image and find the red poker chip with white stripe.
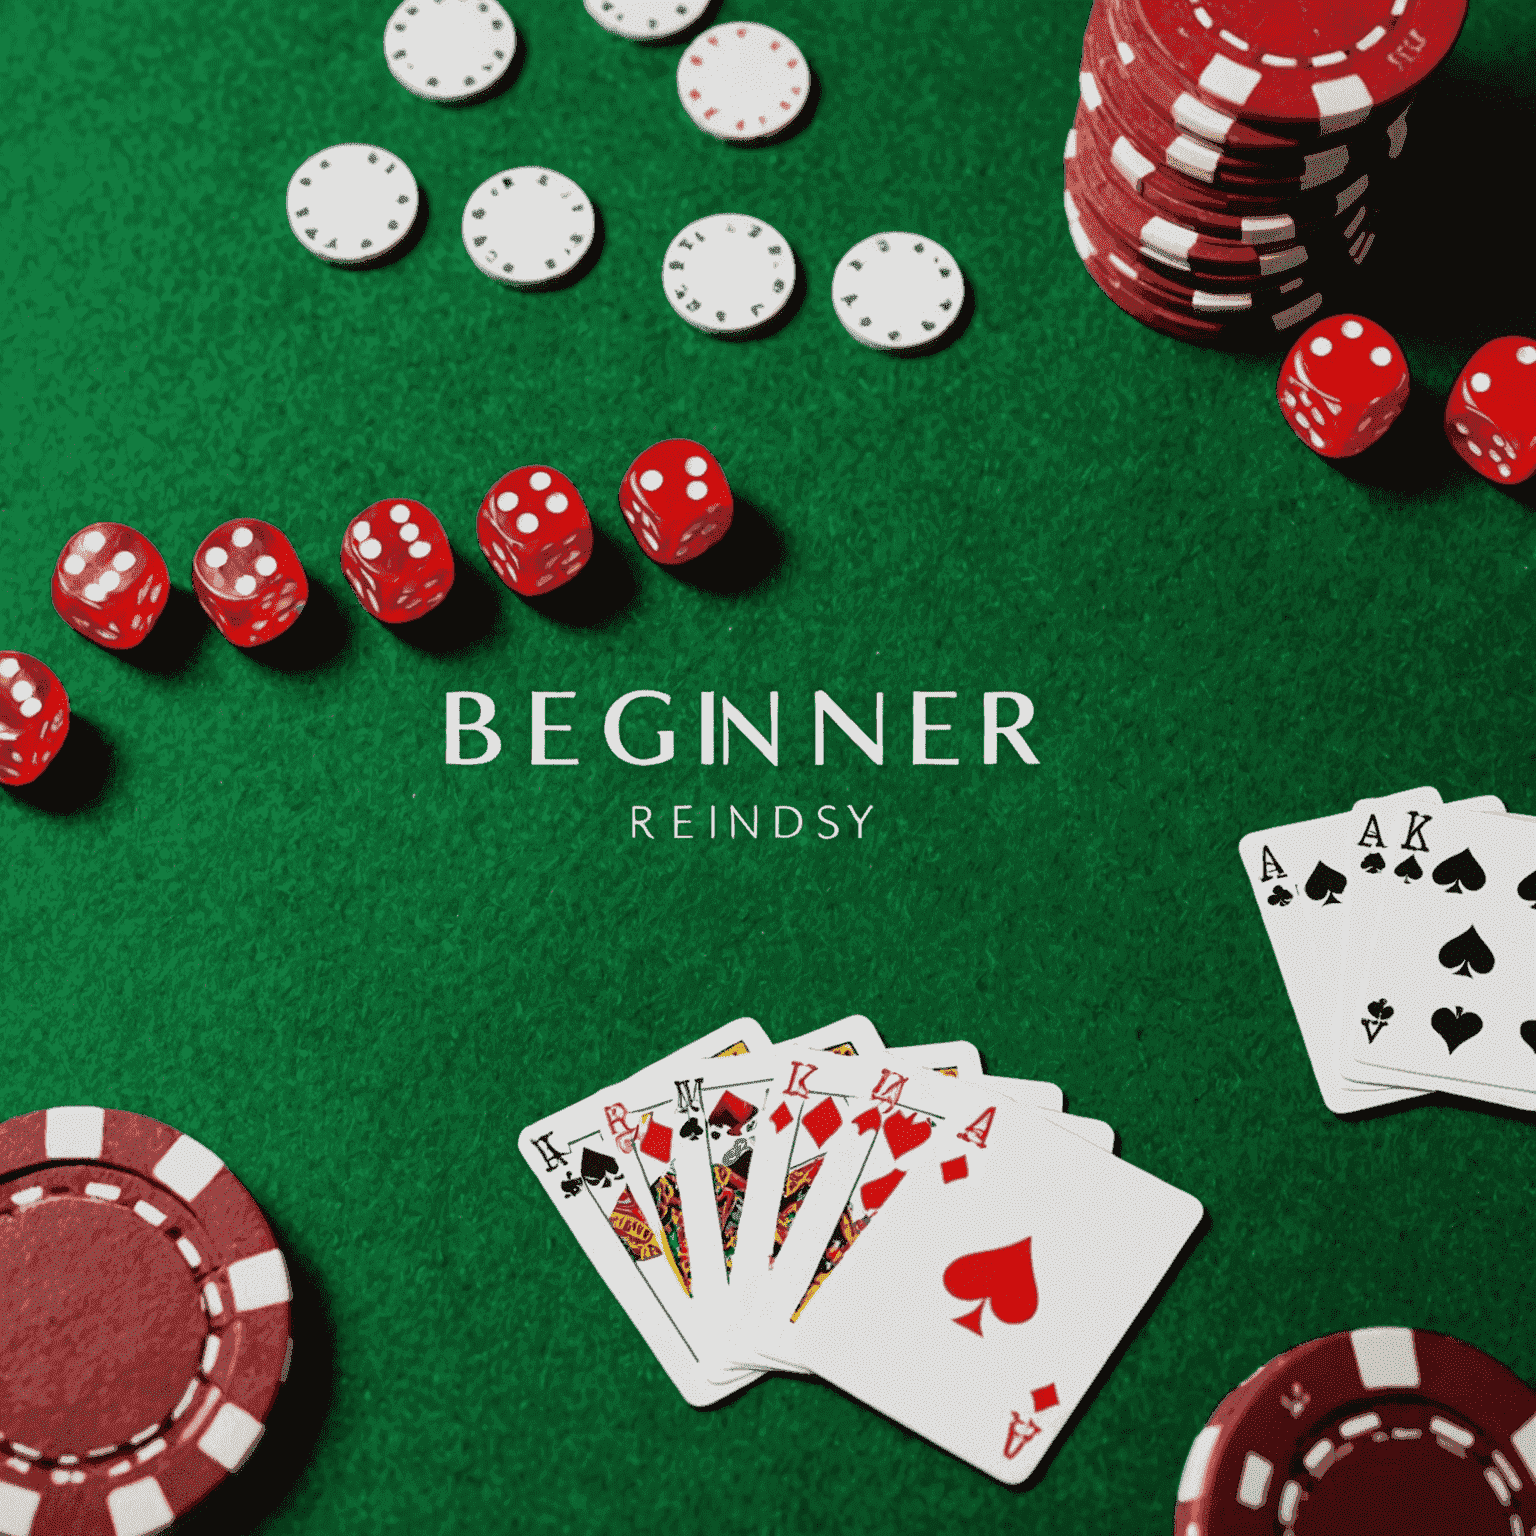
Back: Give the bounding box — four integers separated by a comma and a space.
1128, 0, 1466, 131
0, 1107, 292, 1536
1173, 1327, 1536, 1534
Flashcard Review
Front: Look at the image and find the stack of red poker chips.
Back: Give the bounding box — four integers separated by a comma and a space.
1063, 0, 1469, 344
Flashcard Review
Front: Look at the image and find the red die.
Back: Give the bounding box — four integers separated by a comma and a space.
477, 467, 592, 596
340, 500, 455, 622
0, 653, 70, 787
618, 439, 732, 565
192, 519, 309, 647
1445, 336, 1536, 485
51, 523, 169, 650
1277, 315, 1411, 459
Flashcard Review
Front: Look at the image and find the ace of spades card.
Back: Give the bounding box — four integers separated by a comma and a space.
1342, 806, 1536, 1103
1238, 789, 1504, 1114
782, 1096, 1203, 1484
732, 1055, 1005, 1375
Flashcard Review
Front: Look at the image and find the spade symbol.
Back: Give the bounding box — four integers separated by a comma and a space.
580, 1147, 620, 1189
1518, 870, 1536, 909
1521, 1021, 1536, 1056
1438, 925, 1495, 978
1395, 856, 1423, 883
1431, 1006, 1483, 1053
1433, 849, 1487, 894
1305, 862, 1347, 905
1267, 886, 1294, 908
1360, 852, 1386, 874
679, 1117, 703, 1141
942, 1236, 1039, 1337
1360, 999, 1394, 1043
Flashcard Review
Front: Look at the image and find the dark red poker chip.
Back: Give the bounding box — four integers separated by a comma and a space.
0, 1107, 292, 1536
1174, 1328, 1536, 1534
1126, 0, 1467, 132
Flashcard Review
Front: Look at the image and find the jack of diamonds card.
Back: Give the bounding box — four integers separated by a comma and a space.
784, 1097, 1204, 1484
1341, 806, 1536, 1102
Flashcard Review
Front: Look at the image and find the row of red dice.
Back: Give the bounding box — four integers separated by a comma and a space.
1278, 316, 1536, 482
2, 439, 733, 788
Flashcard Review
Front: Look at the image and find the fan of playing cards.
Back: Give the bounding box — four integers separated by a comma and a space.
1242, 788, 1536, 1114
521, 1015, 1204, 1484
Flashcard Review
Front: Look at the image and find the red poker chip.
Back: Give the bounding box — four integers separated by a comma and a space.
1075, 86, 1382, 245
0, 1107, 292, 1536
1080, 15, 1409, 216
1102, 0, 1422, 152
1072, 105, 1312, 278
1124, 0, 1466, 132
1065, 162, 1326, 339
1174, 1328, 1536, 1534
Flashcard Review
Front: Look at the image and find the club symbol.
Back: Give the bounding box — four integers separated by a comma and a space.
1433, 849, 1486, 894
1305, 862, 1347, 905
1267, 886, 1294, 908
1360, 852, 1386, 874
679, 1117, 703, 1141
1360, 999, 1394, 1043
1431, 1006, 1483, 1053
1438, 925, 1495, 978
559, 1171, 583, 1199
1394, 856, 1423, 883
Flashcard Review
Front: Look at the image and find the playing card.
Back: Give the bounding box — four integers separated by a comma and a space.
1238, 787, 1444, 1113
608, 1016, 890, 1382
727, 1053, 999, 1375
781, 1098, 1204, 1483
1341, 805, 1536, 1104
518, 1017, 772, 1406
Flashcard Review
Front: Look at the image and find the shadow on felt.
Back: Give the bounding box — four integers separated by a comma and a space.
1293, 51, 1536, 499
523, 525, 640, 629
117, 585, 211, 678
391, 543, 503, 656
665, 497, 786, 597
243, 580, 352, 675
2, 715, 116, 815
174, 1229, 335, 1536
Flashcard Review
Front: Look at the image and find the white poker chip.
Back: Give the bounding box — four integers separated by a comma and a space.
676, 23, 809, 143
461, 167, 596, 288
831, 232, 966, 352
662, 213, 796, 336
286, 144, 420, 266
584, 0, 708, 43
383, 0, 517, 103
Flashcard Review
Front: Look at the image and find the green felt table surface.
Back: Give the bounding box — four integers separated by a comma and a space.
4, 0, 1536, 1529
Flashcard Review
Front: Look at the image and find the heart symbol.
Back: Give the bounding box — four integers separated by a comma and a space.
1431, 1006, 1482, 1054
882, 1111, 932, 1160
942, 1236, 1039, 1337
